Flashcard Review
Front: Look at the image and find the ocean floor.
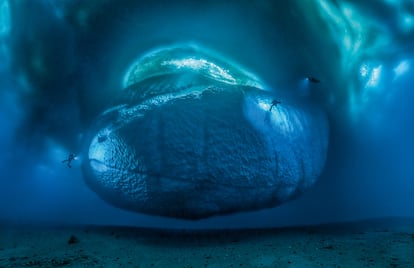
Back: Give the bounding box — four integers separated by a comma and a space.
0, 217, 413, 267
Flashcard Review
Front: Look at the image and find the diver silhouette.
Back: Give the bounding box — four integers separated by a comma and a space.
62, 153, 76, 168
306, 76, 320, 83
269, 99, 282, 112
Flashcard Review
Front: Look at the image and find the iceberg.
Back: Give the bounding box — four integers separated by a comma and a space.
82, 46, 329, 219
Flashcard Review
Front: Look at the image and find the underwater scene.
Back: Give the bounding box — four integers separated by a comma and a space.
0, 0, 414, 267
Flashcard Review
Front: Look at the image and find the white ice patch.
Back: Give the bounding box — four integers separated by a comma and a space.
161, 58, 237, 85
122, 45, 266, 90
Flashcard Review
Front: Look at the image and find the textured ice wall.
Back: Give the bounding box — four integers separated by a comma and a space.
82, 46, 329, 219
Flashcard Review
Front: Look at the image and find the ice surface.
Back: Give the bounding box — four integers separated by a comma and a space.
0, 0, 10, 38
123, 45, 265, 90
82, 46, 329, 219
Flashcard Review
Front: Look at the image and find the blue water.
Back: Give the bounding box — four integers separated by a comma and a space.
0, 0, 413, 228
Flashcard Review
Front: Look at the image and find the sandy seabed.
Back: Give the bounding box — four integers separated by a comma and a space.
0, 217, 413, 267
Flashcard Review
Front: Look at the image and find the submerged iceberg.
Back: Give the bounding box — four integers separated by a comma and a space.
82, 46, 329, 219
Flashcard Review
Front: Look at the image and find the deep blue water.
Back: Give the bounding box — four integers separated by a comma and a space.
0, 0, 413, 228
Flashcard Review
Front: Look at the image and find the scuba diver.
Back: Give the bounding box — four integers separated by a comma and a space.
306, 76, 320, 83
62, 153, 76, 168
269, 99, 282, 112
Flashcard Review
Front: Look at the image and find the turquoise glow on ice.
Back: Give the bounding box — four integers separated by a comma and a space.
298, 0, 414, 123
123, 45, 266, 90
393, 60, 410, 79
0, 0, 10, 38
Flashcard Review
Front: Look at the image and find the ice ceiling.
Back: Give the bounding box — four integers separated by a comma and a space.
1, 0, 412, 124
300, 0, 413, 123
